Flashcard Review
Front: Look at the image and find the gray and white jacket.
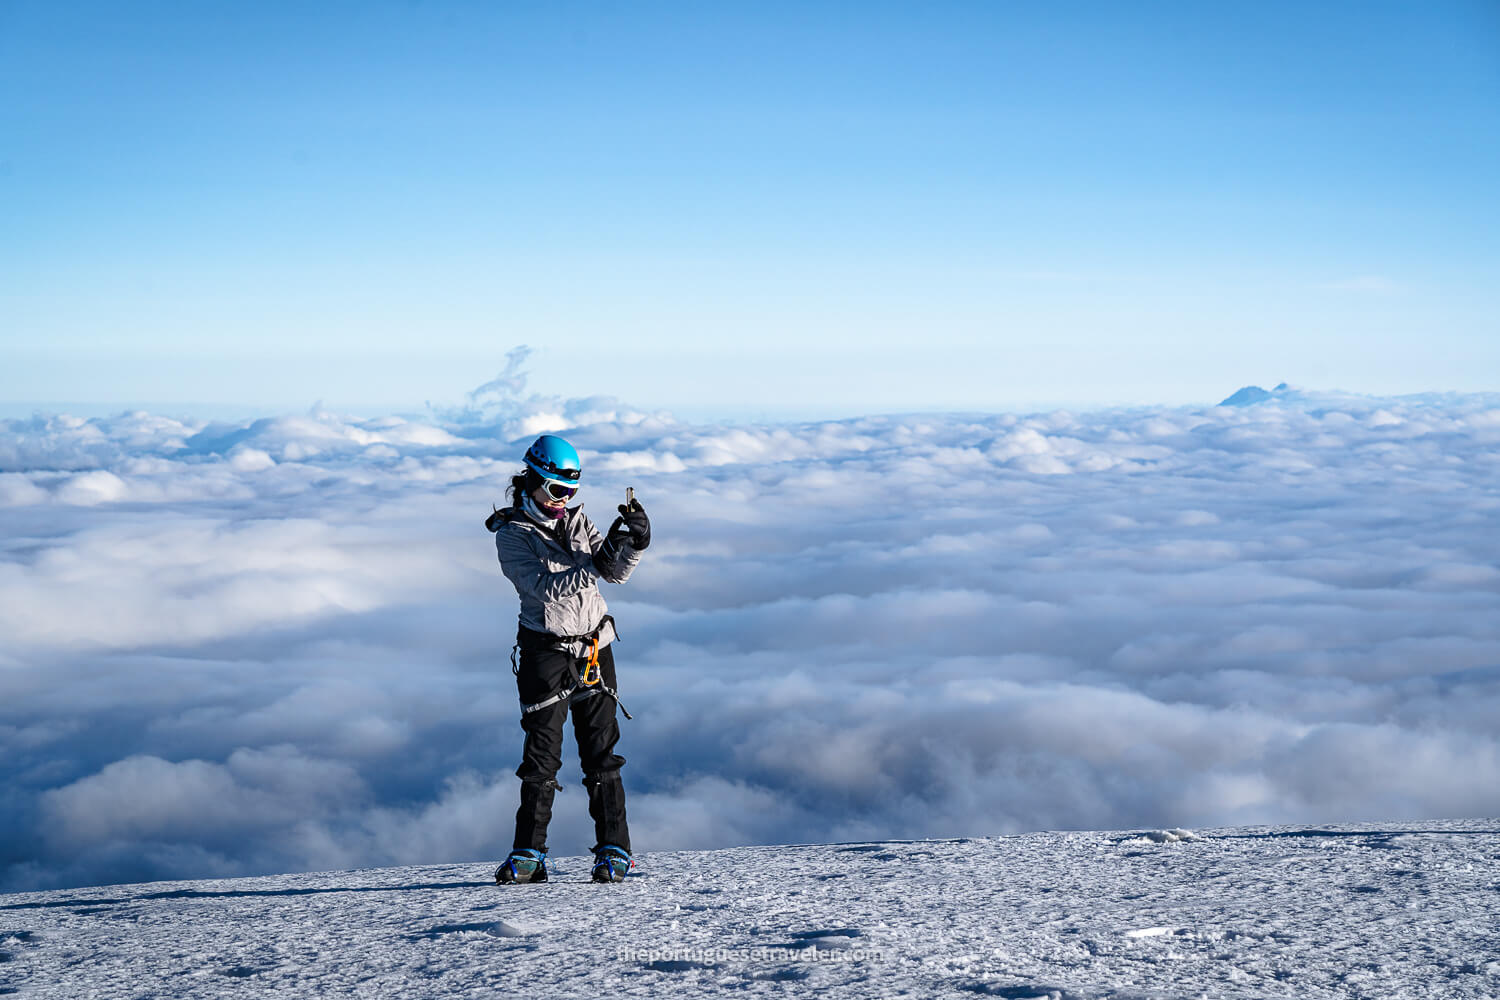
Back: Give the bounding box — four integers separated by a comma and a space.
492, 502, 643, 649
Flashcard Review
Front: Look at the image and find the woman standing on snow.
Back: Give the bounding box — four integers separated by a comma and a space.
484, 434, 651, 884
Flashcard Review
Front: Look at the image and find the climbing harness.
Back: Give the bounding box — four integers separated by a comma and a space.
514, 617, 633, 721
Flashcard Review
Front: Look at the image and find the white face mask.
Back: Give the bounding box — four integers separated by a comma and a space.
523, 489, 567, 522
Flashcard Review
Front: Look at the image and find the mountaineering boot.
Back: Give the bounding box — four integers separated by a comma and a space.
591, 844, 632, 883
495, 848, 548, 884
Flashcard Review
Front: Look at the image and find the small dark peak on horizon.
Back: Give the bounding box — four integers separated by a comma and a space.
1219, 383, 1292, 407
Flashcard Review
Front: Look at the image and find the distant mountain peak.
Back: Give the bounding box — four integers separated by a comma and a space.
1219, 383, 1293, 407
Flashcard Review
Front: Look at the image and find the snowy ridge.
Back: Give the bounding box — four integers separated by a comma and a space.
3, 819, 1497, 999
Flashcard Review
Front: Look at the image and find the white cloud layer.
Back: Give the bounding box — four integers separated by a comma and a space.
2, 381, 1499, 891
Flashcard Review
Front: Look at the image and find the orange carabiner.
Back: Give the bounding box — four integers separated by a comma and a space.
581, 635, 601, 686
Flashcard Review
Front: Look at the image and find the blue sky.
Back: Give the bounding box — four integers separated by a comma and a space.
3, 1, 1497, 418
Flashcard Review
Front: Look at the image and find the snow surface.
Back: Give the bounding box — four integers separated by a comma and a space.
3, 820, 1497, 999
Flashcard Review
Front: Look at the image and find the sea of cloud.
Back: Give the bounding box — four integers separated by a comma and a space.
2, 370, 1498, 892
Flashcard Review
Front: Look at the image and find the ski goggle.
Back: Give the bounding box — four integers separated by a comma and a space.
543, 481, 577, 502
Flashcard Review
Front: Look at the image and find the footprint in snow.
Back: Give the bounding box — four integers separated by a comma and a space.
963, 984, 1086, 999
644, 959, 714, 972
1125, 926, 1186, 939
771, 927, 869, 951
412, 919, 533, 939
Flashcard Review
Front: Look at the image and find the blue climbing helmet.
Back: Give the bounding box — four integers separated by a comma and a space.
524, 434, 582, 486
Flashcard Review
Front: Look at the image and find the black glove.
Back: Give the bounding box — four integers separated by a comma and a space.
603, 517, 632, 554
617, 500, 651, 550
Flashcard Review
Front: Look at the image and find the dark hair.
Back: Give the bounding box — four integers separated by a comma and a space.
507, 467, 541, 507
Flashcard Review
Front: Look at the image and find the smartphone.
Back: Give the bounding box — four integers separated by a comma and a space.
625, 487, 635, 510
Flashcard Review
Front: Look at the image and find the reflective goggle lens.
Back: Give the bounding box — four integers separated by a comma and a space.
545, 482, 577, 502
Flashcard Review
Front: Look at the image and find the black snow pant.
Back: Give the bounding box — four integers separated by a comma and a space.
512, 628, 630, 855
